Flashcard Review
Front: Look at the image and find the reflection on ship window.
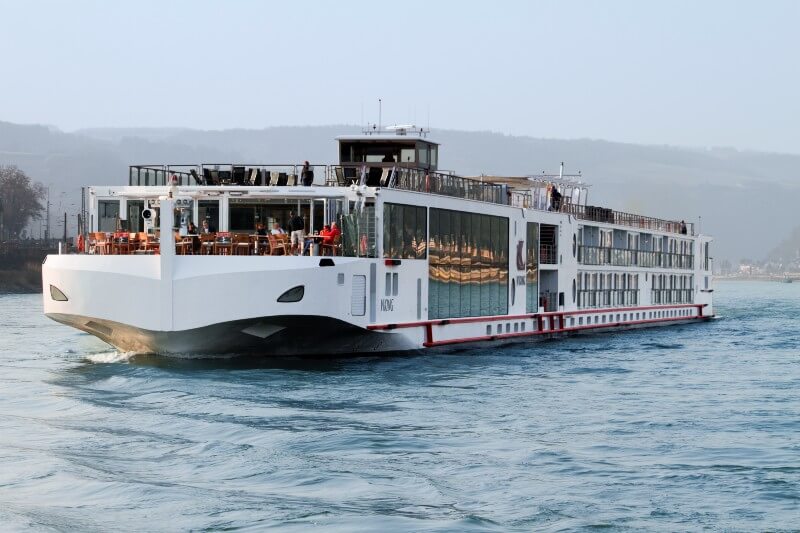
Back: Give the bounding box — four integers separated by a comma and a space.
526, 222, 539, 312
383, 203, 427, 259
428, 208, 509, 319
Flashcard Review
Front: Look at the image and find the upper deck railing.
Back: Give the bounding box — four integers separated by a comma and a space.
126, 163, 693, 236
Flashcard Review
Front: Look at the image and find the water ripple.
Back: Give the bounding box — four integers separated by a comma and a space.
0, 282, 798, 530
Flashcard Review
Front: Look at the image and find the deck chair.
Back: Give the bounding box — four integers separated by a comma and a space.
286, 174, 296, 186
267, 234, 288, 255
269, 171, 279, 186
248, 168, 259, 186
334, 167, 347, 186
379, 167, 391, 187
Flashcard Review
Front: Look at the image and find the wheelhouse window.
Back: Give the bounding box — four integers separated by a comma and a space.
383, 203, 427, 259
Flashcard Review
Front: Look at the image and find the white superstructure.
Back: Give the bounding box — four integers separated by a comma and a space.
43, 130, 714, 356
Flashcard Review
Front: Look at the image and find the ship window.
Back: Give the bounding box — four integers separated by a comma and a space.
383, 203, 427, 259
400, 148, 416, 163
392, 273, 399, 296
337, 273, 345, 285
514, 323, 519, 332
428, 208, 509, 320
486, 325, 492, 335
385, 273, 392, 296
198, 200, 219, 232
277, 285, 305, 303
98, 200, 120, 232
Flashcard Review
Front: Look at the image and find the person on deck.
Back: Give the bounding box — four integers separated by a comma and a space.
319, 225, 332, 245
201, 219, 215, 234
256, 222, 267, 236
271, 222, 286, 235
301, 161, 314, 186
287, 210, 305, 255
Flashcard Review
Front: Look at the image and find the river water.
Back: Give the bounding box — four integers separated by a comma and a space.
0, 282, 798, 531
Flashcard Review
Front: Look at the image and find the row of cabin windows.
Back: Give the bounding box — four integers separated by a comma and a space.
579, 227, 694, 254
577, 272, 640, 291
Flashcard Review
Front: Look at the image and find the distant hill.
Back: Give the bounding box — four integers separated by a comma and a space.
767, 226, 800, 264
2, 120, 799, 262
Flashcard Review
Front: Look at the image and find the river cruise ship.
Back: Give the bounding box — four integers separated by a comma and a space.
42, 128, 714, 356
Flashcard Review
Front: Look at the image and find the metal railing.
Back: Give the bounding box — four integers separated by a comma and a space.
578, 245, 694, 270
328, 165, 508, 204
129, 164, 330, 187
126, 163, 694, 238
562, 203, 694, 236
540, 243, 558, 264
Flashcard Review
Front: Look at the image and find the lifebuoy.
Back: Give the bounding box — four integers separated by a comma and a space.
77, 233, 85, 253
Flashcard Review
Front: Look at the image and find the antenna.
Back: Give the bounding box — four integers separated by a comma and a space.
559, 162, 564, 181
378, 98, 382, 132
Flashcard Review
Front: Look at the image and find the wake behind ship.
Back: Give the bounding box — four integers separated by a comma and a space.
43, 127, 714, 356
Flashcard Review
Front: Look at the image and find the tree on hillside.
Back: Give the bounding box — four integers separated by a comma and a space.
0, 165, 46, 240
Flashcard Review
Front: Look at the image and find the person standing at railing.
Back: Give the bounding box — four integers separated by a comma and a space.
301, 161, 314, 186
679, 220, 688, 235
550, 186, 562, 211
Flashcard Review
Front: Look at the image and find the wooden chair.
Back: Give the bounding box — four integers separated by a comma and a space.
267, 234, 287, 255
321, 234, 341, 256
233, 233, 252, 255
199, 233, 215, 255
112, 232, 132, 255
214, 232, 233, 255
141, 233, 160, 254
175, 234, 192, 255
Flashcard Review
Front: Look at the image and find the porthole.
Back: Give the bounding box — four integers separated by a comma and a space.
277, 285, 304, 302
572, 279, 576, 303
572, 233, 577, 257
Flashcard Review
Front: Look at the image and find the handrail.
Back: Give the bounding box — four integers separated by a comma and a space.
125, 162, 694, 237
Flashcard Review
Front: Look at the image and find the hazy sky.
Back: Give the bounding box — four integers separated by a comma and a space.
2, 0, 798, 153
